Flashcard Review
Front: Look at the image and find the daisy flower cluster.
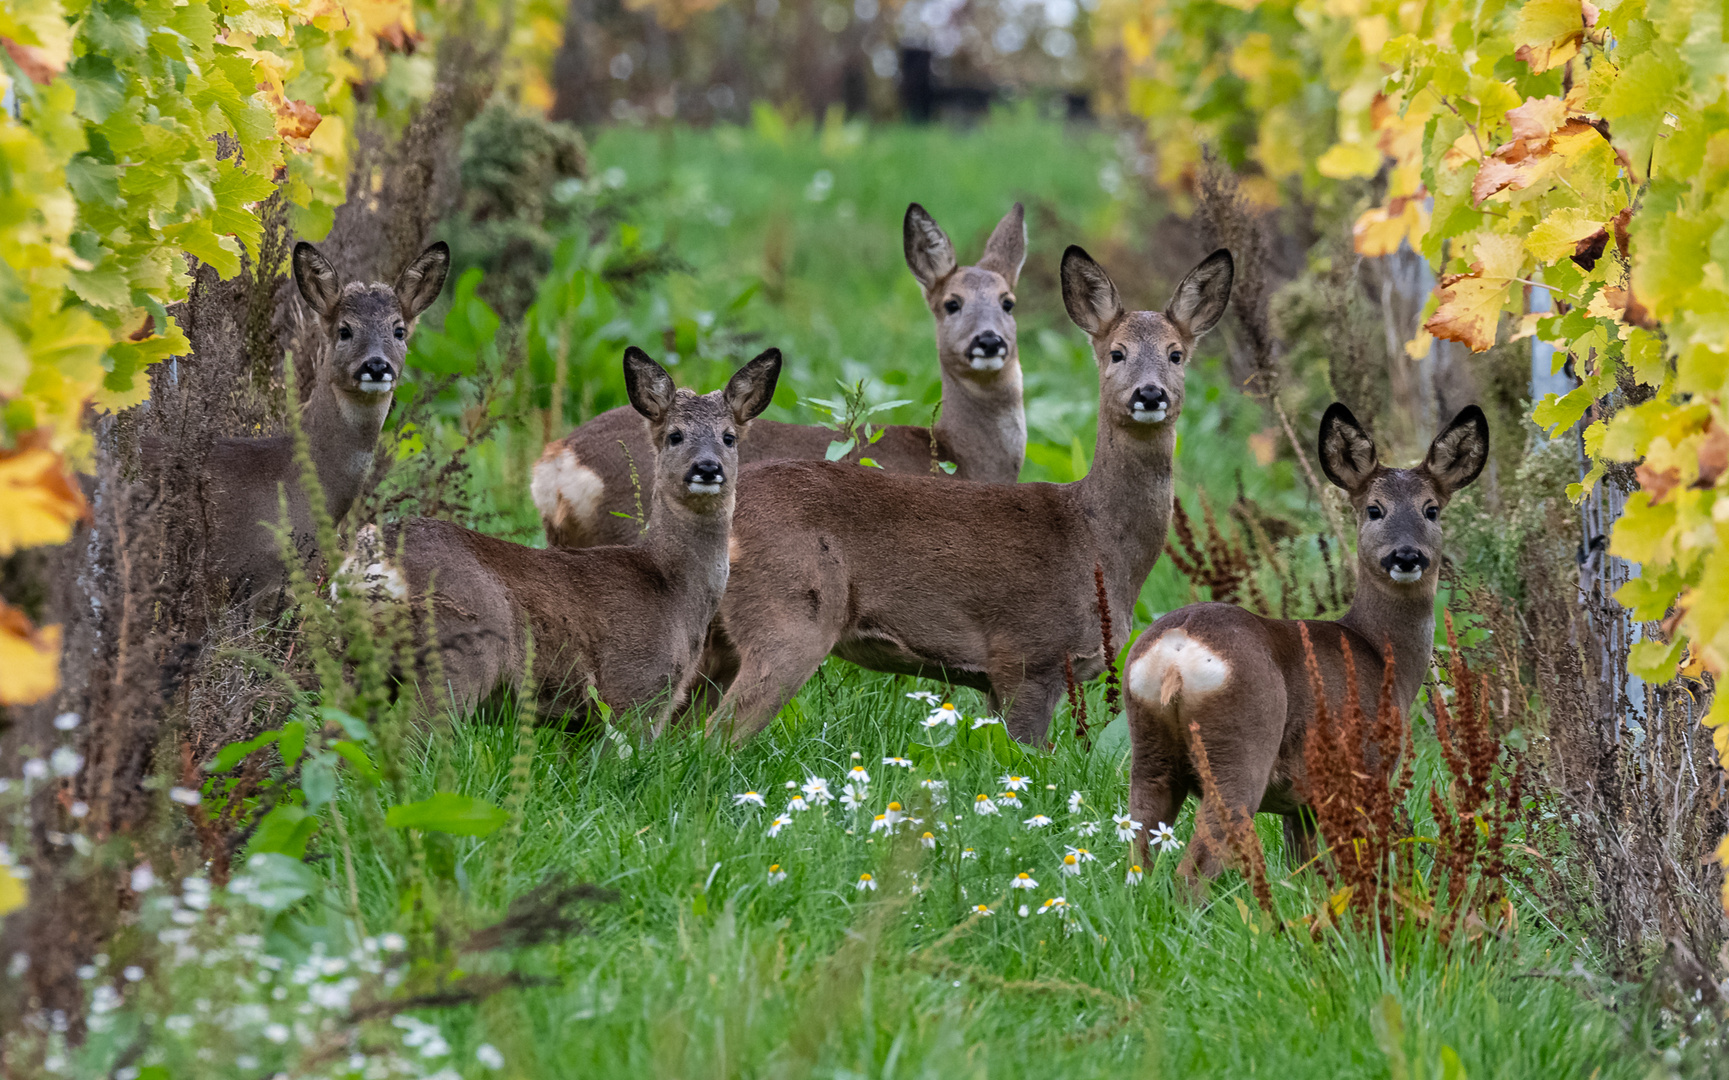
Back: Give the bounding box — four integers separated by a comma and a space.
726, 688, 1192, 926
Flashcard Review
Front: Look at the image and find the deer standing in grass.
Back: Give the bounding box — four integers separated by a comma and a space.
1123, 403, 1488, 888
531, 203, 1027, 548
380, 347, 780, 727
203, 240, 449, 601
701, 246, 1234, 743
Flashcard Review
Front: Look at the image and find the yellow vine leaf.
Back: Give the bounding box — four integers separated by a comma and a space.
0, 446, 89, 556
0, 598, 59, 707
1512, 0, 1597, 72
1353, 196, 1429, 257
1423, 233, 1525, 352
1526, 207, 1604, 262
1317, 141, 1384, 179
0, 862, 25, 918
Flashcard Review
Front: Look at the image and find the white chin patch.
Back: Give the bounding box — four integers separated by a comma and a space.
356, 375, 395, 394
1130, 406, 1168, 424
1389, 568, 1423, 584
968, 355, 1006, 372
686, 481, 723, 495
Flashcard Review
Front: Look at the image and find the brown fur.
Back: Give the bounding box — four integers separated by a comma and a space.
196, 240, 449, 602
701, 248, 1235, 744
1124, 403, 1489, 890
531, 203, 1029, 548
388, 348, 781, 729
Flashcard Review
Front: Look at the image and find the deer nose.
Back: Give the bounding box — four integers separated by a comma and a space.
1129, 387, 1170, 423
1381, 547, 1430, 582
685, 459, 725, 492
969, 331, 1006, 357
356, 357, 395, 392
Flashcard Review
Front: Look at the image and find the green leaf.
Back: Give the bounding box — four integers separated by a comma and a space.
300, 754, 337, 810
1628, 636, 1685, 682
824, 438, 855, 461
386, 792, 509, 836
206, 729, 281, 773
249, 805, 317, 858
319, 706, 371, 741
330, 740, 380, 783
278, 720, 306, 770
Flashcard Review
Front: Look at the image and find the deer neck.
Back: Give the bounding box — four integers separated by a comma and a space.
1076, 417, 1176, 616
643, 487, 733, 606
1336, 561, 1435, 710
300, 379, 391, 523
932, 359, 1025, 480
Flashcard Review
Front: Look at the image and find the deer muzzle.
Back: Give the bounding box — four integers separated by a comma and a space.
685, 459, 725, 495
1129, 387, 1169, 424
356, 357, 396, 393
967, 331, 1007, 371
1381, 546, 1430, 583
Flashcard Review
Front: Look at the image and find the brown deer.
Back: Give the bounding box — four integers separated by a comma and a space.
379, 347, 780, 727
701, 246, 1234, 744
202, 240, 449, 601
531, 202, 1027, 548
1123, 403, 1488, 888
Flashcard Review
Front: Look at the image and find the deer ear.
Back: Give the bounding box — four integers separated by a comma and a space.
903, 203, 957, 295
293, 242, 340, 319
725, 348, 782, 424
1422, 405, 1490, 496
1318, 402, 1378, 491
623, 346, 676, 423
1061, 245, 1123, 337
975, 202, 1026, 287
1166, 248, 1233, 338
394, 241, 450, 322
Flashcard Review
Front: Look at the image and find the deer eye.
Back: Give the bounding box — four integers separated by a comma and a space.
667, 431, 684, 446
943, 298, 961, 314
1425, 505, 1439, 522
1001, 296, 1014, 313
1109, 348, 1125, 363
722, 431, 736, 447
1168, 348, 1183, 364
1366, 505, 1384, 521
394, 325, 406, 340
338, 325, 352, 341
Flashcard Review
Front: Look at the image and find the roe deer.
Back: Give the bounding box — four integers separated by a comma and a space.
381, 347, 780, 726
202, 240, 449, 601
1123, 403, 1488, 888
531, 202, 1027, 548
701, 247, 1234, 744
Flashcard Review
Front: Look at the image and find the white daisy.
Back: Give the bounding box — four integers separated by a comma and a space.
839, 783, 867, 811
920, 831, 937, 849
970, 716, 1003, 730
1067, 790, 1086, 814
1113, 813, 1143, 843
766, 814, 792, 837
802, 777, 834, 804
869, 813, 894, 834
1151, 821, 1183, 852
972, 794, 999, 816
907, 690, 942, 705
1018, 904, 1031, 917
960, 847, 978, 859
1038, 897, 1070, 915
847, 765, 871, 786
856, 873, 877, 892
787, 795, 811, 813
767, 864, 787, 884
923, 702, 961, 728
882, 756, 913, 768
1011, 871, 1039, 890
1125, 864, 1144, 886
996, 791, 1023, 809
733, 791, 766, 808
1066, 845, 1097, 863
998, 773, 1030, 792
972, 903, 995, 916
1075, 820, 1101, 837
1024, 814, 1053, 829
1060, 852, 1082, 877
883, 802, 906, 826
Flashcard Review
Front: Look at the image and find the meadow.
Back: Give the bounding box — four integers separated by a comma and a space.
7, 113, 1701, 1080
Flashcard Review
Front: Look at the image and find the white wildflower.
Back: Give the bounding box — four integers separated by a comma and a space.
1125, 864, 1144, 886
1113, 813, 1143, 843
972, 904, 994, 916
972, 794, 999, 815
998, 773, 1030, 792
1151, 821, 1183, 852
766, 814, 792, 838
906, 690, 942, 705
1067, 790, 1086, 814
1024, 814, 1052, 829
970, 716, 1003, 729
733, 791, 767, 808
920, 831, 936, 849
882, 756, 913, 768
960, 847, 978, 859
169, 787, 202, 806
49, 747, 83, 777
801, 777, 833, 804
766, 863, 787, 884
1075, 820, 1100, 837
53, 713, 81, 731
923, 702, 961, 728
855, 873, 877, 892
847, 765, 871, 786
786, 795, 811, 813
21, 759, 48, 780
1038, 897, 1070, 915
1011, 871, 1039, 890
477, 1044, 505, 1070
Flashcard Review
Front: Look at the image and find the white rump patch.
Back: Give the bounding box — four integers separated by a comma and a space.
333, 523, 406, 608
1127, 628, 1231, 708
531, 445, 605, 535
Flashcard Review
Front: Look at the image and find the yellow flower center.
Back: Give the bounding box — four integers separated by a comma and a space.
976, 794, 989, 801
1017, 873, 1030, 880
860, 873, 873, 881
888, 802, 902, 811
922, 832, 933, 839
769, 864, 780, 872
1131, 866, 1142, 873
941, 703, 952, 710
1064, 854, 1077, 865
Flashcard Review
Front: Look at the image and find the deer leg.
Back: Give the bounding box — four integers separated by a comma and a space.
1128, 718, 1189, 869
1173, 714, 1283, 894
710, 627, 836, 744
1281, 809, 1319, 871
989, 659, 1065, 744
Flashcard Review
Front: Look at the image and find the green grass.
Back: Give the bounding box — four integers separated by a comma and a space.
341, 676, 1642, 1080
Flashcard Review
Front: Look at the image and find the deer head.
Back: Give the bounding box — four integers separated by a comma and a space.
903, 203, 1025, 381
292, 240, 450, 403
1062, 247, 1233, 433
1319, 402, 1489, 590
623, 346, 782, 513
